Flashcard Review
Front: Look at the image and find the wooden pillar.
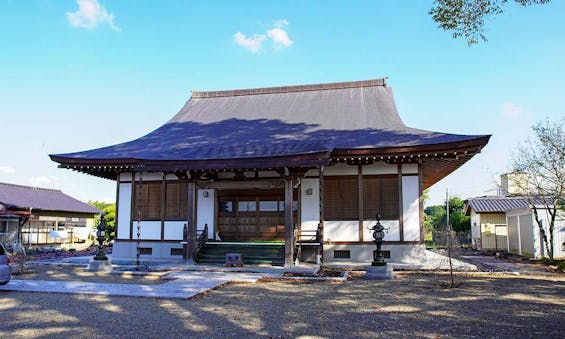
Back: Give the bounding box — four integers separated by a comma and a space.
318, 165, 324, 264
186, 179, 197, 264
284, 171, 294, 268
358, 165, 364, 242
398, 164, 404, 242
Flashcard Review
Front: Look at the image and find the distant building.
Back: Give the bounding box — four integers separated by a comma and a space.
464, 196, 565, 259
0, 182, 100, 246
499, 173, 530, 196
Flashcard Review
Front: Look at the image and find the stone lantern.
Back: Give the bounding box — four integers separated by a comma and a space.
370, 214, 386, 266
86, 213, 112, 272
94, 214, 108, 261
364, 214, 393, 280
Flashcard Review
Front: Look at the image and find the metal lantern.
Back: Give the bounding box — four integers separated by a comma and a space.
369, 214, 387, 266
94, 213, 108, 261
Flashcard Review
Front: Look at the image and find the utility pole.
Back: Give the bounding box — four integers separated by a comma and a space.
446, 189, 454, 288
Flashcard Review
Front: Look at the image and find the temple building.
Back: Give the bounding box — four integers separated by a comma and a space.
50, 78, 490, 266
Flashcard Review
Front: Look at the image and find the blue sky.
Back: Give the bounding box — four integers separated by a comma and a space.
0, 0, 563, 205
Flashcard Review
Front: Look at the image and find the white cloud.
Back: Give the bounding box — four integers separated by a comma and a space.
234, 19, 293, 52
0, 166, 15, 175
27, 176, 61, 189
273, 19, 289, 28
66, 0, 120, 31
267, 27, 293, 48
234, 32, 267, 53
500, 102, 523, 118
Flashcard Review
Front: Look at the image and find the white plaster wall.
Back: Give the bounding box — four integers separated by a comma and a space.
133, 172, 164, 181
324, 221, 359, 242
401, 164, 418, 174
324, 163, 358, 176
111, 241, 185, 260
324, 244, 426, 263
136, 221, 161, 240
163, 221, 185, 240
119, 173, 132, 181
300, 178, 320, 231
402, 176, 420, 241
304, 168, 320, 177
362, 163, 397, 175
197, 189, 215, 239
116, 183, 132, 240
470, 210, 480, 239
259, 171, 280, 178
362, 220, 400, 242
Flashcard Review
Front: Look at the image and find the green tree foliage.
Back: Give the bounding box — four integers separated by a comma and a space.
429, 0, 550, 45
88, 201, 116, 241
424, 196, 470, 232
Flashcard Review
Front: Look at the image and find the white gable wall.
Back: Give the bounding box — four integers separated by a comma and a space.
197, 189, 215, 239
300, 178, 320, 231
402, 175, 420, 241
116, 182, 132, 240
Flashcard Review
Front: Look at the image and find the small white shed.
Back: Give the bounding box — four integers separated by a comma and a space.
506, 206, 565, 259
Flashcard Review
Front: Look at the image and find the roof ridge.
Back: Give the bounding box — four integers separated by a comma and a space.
0, 181, 62, 193
191, 77, 387, 99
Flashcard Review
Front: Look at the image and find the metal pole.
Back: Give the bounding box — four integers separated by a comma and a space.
446, 189, 454, 288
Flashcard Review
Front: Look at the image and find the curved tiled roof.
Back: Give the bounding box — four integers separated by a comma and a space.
0, 182, 100, 214
51, 78, 489, 169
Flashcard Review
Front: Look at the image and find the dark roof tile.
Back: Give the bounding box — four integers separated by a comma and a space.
50, 78, 490, 168
0, 182, 100, 214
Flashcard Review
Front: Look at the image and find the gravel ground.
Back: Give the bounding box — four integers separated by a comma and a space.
1, 272, 563, 338
11, 264, 166, 285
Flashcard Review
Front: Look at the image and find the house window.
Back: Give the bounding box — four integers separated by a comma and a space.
219, 201, 233, 212
238, 201, 257, 212
363, 175, 399, 220
133, 181, 187, 221
323, 176, 359, 220
259, 201, 278, 211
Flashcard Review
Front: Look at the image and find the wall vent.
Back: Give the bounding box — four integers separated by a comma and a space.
333, 250, 351, 259
170, 248, 183, 256
138, 247, 153, 255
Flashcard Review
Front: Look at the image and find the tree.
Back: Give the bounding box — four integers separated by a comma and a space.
88, 201, 116, 241
510, 118, 564, 261
429, 0, 551, 45
425, 197, 470, 233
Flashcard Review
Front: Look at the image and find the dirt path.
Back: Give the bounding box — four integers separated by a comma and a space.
2, 273, 563, 338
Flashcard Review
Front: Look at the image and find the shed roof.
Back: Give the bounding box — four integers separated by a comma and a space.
50, 78, 490, 186
465, 197, 529, 214
0, 182, 100, 214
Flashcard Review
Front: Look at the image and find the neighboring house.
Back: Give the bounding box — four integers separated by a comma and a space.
50, 78, 490, 266
465, 196, 565, 259
0, 182, 100, 246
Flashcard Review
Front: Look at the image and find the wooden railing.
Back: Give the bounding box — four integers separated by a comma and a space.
194, 224, 208, 258
294, 223, 323, 265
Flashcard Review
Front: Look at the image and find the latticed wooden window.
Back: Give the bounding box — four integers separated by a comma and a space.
363, 175, 399, 220
134, 181, 188, 221
323, 176, 359, 220
134, 182, 162, 220
165, 182, 187, 220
